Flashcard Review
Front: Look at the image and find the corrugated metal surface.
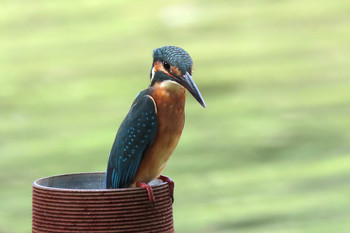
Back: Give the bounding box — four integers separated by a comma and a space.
32, 172, 174, 233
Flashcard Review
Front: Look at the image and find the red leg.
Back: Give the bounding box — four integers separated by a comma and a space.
158, 175, 175, 203
137, 181, 155, 207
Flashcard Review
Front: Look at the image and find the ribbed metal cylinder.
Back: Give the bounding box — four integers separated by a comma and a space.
32, 172, 174, 233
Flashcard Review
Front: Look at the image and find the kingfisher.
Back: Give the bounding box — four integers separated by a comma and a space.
106, 46, 206, 203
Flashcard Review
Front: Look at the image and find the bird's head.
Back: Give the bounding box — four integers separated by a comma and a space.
150, 46, 206, 108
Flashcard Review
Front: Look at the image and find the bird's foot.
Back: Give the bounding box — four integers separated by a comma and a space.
136, 181, 155, 207
158, 175, 175, 203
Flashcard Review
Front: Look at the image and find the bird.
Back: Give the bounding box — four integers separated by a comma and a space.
106, 46, 206, 204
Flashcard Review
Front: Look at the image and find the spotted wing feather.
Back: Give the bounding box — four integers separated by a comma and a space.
106, 94, 157, 188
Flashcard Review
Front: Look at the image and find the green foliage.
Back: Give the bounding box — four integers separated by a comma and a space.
1, 0, 350, 232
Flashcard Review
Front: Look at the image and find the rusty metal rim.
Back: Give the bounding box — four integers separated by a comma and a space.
33, 184, 167, 194
32, 188, 169, 200
32, 187, 166, 197
33, 184, 167, 196
33, 172, 167, 193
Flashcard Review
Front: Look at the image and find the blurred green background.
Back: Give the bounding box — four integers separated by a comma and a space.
1, 0, 350, 232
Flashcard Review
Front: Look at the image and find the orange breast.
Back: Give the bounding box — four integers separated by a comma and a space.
131, 81, 186, 186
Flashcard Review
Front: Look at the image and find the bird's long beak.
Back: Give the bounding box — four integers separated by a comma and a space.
176, 72, 206, 108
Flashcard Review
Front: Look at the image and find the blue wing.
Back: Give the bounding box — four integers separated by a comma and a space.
106, 93, 157, 188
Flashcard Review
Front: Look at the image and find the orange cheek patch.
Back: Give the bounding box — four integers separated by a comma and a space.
153, 61, 172, 77
153, 61, 164, 72
153, 61, 184, 78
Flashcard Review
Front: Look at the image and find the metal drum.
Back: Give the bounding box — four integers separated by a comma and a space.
32, 172, 174, 232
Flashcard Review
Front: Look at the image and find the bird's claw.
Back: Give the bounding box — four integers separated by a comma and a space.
158, 175, 175, 203
137, 176, 174, 207
137, 181, 156, 207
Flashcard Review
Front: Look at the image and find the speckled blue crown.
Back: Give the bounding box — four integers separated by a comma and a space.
153, 46, 193, 73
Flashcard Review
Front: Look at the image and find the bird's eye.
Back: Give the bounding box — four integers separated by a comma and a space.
163, 61, 171, 72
